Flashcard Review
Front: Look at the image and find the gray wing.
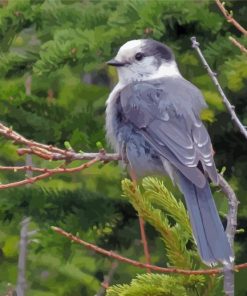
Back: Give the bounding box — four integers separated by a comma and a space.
120, 78, 218, 187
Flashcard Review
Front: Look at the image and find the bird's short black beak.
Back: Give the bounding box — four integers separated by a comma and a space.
106, 59, 125, 67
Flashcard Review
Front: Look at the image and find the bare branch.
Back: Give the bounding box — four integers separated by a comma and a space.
95, 261, 118, 296
215, 0, 247, 36
191, 36, 247, 140
218, 174, 239, 296
0, 121, 123, 189
0, 123, 66, 155
138, 217, 151, 271
51, 226, 247, 276
229, 36, 247, 54
0, 157, 100, 190
16, 217, 30, 296
218, 174, 239, 249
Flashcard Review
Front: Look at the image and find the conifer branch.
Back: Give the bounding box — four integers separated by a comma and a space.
191, 37, 247, 140
215, 0, 247, 36
122, 179, 193, 268
51, 226, 247, 275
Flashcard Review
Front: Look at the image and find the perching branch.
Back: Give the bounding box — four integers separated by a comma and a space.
0, 122, 121, 189
191, 36, 247, 140
51, 226, 247, 276
0, 123, 120, 162
0, 158, 101, 190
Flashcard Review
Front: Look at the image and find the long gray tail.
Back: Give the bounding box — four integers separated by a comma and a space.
178, 173, 233, 265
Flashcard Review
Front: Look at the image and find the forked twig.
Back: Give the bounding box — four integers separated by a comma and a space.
215, 0, 247, 36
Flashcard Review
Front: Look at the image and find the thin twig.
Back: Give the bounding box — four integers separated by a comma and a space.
0, 158, 100, 190
0, 122, 123, 189
0, 123, 121, 162
138, 217, 151, 271
191, 36, 247, 140
130, 168, 151, 272
215, 0, 247, 36
229, 36, 247, 54
0, 123, 66, 155
51, 226, 247, 275
95, 261, 118, 296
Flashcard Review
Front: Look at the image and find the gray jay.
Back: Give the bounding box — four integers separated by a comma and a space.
105, 39, 232, 265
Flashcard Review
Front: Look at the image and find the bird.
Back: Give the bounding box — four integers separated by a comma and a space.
105, 39, 233, 266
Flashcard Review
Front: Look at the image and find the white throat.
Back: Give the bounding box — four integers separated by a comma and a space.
117, 60, 181, 87
149, 61, 181, 80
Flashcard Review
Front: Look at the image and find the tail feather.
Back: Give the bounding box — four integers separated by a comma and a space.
178, 173, 233, 265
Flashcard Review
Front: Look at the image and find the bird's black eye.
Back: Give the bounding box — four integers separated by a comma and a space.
135, 52, 144, 61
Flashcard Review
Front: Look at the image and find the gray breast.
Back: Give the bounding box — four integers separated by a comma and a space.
105, 89, 164, 177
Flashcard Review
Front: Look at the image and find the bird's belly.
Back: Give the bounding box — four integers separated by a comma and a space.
117, 125, 164, 178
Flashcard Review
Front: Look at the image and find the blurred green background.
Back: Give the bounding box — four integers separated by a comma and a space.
0, 0, 246, 295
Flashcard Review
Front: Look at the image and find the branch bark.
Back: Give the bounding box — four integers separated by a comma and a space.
215, 0, 247, 36
16, 217, 30, 296
51, 226, 247, 276
95, 261, 118, 296
215, 0, 247, 55
130, 168, 151, 272
191, 36, 241, 296
219, 174, 239, 296
228, 36, 247, 55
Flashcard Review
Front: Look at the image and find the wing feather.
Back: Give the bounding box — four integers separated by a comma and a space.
120, 79, 218, 185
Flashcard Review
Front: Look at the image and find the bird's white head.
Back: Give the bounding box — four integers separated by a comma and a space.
107, 39, 181, 85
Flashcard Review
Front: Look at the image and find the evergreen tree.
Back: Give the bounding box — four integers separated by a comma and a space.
0, 0, 246, 295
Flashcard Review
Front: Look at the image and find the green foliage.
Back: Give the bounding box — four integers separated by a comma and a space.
122, 178, 194, 268
107, 274, 188, 296
108, 177, 219, 296
107, 272, 216, 296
